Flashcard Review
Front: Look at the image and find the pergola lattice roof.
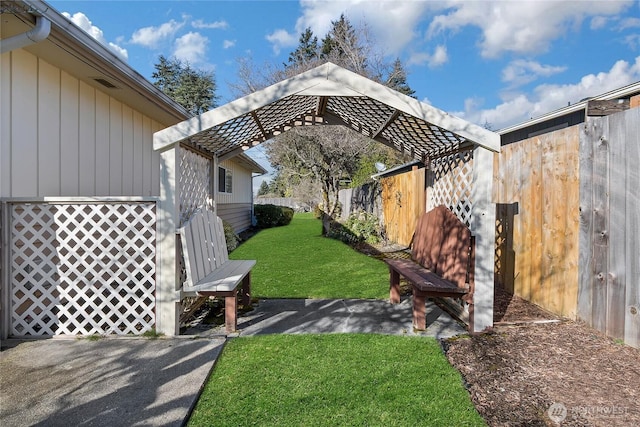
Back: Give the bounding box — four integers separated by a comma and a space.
153, 62, 500, 162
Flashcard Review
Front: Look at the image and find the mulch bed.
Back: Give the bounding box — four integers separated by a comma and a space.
444, 288, 640, 426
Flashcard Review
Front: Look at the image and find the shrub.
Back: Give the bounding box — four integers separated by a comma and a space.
222, 219, 240, 252
254, 204, 294, 228
344, 211, 382, 244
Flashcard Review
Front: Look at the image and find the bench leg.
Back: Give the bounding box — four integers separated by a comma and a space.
225, 289, 238, 333
412, 289, 426, 331
241, 273, 251, 308
389, 267, 401, 304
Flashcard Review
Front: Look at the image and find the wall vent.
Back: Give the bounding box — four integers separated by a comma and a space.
93, 77, 118, 89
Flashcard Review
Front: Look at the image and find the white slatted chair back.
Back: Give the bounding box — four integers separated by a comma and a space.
179, 210, 229, 287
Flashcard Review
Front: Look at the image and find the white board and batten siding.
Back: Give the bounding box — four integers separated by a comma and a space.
1, 49, 165, 198
216, 158, 255, 232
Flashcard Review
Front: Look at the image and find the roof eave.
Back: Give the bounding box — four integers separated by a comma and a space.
499, 80, 640, 135
20, 0, 190, 124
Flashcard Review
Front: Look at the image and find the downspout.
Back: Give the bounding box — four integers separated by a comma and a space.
1, 14, 51, 54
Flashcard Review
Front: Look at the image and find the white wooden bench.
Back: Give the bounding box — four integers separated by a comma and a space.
178, 209, 255, 333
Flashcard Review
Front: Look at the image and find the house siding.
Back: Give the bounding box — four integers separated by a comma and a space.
217, 203, 253, 232
217, 159, 254, 204
215, 159, 256, 232
1, 49, 165, 198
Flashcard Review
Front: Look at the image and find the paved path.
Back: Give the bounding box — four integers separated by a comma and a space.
0, 337, 225, 427
185, 297, 466, 338
1, 298, 465, 426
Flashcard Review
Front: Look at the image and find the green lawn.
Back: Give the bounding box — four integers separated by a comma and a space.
230, 213, 388, 299
188, 334, 485, 427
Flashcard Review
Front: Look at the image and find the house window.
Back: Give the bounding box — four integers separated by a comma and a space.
218, 166, 232, 193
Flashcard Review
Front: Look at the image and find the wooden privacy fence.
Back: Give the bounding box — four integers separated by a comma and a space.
381, 167, 426, 246
494, 126, 580, 319
579, 108, 640, 347
494, 106, 639, 348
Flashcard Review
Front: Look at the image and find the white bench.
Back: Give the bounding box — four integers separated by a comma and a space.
178, 209, 255, 332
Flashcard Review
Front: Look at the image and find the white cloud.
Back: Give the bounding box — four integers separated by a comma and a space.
264, 1, 431, 58
408, 44, 448, 68
130, 19, 184, 48
223, 39, 236, 49
192, 19, 229, 30
624, 33, 640, 50
618, 17, 640, 31
265, 29, 297, 55
427, 0, 633, 58
502, 60, 567, 87
173, 32, 209, 64
454, 56, 640, 129
62, 12, 128, 61
297, 1, 429, 55
590, 16, 610, 30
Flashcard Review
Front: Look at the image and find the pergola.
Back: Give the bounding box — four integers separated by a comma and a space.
153, 62, 500, 335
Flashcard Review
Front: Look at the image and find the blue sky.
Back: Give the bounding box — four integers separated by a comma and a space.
48, 0, 640, 183
48, 1, 640, 126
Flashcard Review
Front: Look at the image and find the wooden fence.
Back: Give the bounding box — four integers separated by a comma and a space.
494, 107, 639, 348
579, 108, 640, 347
380, 167, 426, 246
493, 126, 581, 319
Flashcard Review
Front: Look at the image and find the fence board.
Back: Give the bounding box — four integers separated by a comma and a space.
591, 118, 610, 334
578, 120, 595, 322
607, 112, 627, 339
624, 107, 640, 347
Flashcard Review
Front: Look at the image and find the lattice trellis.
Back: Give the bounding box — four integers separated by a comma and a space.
428, 150, 474, 227
179, 146, 211, 226
9, 202, 156, 336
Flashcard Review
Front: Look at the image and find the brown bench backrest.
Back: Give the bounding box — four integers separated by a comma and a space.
411, 205, 474, 289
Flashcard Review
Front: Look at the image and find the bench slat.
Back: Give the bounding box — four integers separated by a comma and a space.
213, 214, 229, 265
385, 258, 468, 295
181, 218, 200, 286
184, 260, 256, 293
201, 211, 219, 270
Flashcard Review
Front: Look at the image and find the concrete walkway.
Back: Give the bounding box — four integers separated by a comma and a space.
185, 297, 466, 338
0, 337, 225, 427
0, 298, 465, 426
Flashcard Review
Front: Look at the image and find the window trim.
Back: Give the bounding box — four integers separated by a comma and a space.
218, 166, 233, 194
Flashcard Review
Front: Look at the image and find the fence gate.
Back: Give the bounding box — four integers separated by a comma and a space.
2, 200, 157, 337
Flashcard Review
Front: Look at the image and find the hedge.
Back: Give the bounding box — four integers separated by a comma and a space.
254, 204, 294, 228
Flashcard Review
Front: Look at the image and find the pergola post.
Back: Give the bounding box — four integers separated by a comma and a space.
156, 144, 181, 336
471, 145, 496, 332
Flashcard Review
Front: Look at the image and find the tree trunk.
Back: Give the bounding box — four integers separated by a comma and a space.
321, 188, 331, 235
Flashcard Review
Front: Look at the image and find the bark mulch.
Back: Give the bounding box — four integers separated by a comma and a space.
444, 288, 640, 426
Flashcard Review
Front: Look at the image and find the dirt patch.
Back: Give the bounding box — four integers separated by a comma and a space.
444, 289, 640, 426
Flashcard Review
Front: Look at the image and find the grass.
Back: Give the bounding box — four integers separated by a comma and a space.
188, 334, 485, 427
230, 213, 388, 299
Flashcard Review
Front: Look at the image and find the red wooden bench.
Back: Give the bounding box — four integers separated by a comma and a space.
384, 205, 474, 331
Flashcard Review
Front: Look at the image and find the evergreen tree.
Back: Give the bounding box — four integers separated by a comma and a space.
320, 14, 367, 75
386, 58, 416, 98
257, 180, 270, 196
152, 55, 218, 116
287, 27, 319, 69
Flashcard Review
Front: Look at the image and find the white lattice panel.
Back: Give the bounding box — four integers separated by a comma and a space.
9, 202, 156, 336
179, 146, 211, 225
428, 150, 474, 226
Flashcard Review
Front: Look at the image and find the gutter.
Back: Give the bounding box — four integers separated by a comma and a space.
1, 14, 51, 54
